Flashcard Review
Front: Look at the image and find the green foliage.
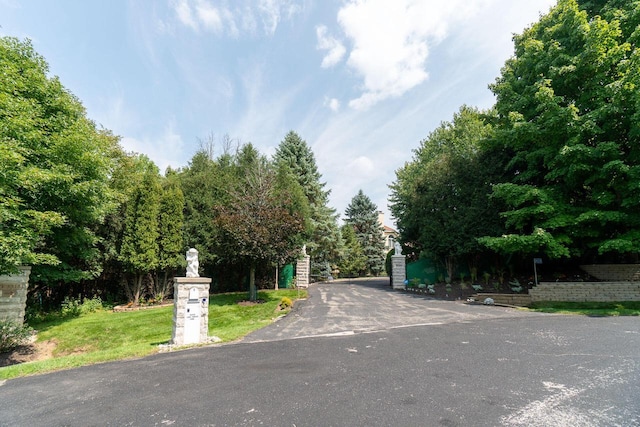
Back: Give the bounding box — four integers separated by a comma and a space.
337, 223, 367, 277
484, 0, 640, 259
0, 37, 120, 279
390, 106, 503, 275
344, 190, 385, 275
212, 145, 309, 300
0, 321, 34, 353
274, 131, 342, 267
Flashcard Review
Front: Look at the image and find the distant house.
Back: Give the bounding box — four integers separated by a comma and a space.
378, 211, 398, 254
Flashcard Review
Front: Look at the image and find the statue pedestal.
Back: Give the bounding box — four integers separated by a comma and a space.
296, 255, 311, 288
391, 255, 406, 290
171, 277, 211, 346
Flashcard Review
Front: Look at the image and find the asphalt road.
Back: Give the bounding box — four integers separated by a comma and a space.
1, 278, 639, 426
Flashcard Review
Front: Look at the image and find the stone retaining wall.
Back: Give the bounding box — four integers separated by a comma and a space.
0, 267, 31, 325
530, 282, 640, 302
579, 264, 640, 281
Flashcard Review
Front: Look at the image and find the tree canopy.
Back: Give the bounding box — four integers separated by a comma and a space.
0, 36, 120, 280
481, 0, 640, 260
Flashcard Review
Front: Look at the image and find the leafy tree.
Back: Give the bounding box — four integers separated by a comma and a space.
213, 144, 309, 301
0, 37, 120, 284
344, 190, 385, 276
480, 0, 640, 261
337, 224, 367, 277
119, 159, 162, 304
273, 131, 342, 278
155, 173, 185, 300
390, 106, 503, 279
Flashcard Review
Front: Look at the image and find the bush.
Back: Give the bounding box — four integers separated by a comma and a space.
0, 320, 35, 353
278, 297, 293, 310
61, 296, 104, 318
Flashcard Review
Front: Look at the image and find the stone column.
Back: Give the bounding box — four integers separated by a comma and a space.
171, 277, 211, 346
296, 255, 311, 289
392, 254, 406, 290
0, 266, 31, 325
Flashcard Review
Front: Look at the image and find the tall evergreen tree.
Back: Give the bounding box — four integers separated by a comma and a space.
274, 131, 342, 277
337, 224, 367, 278
119, 160, 162, 304
344, 190, 385, 276
156, 173, 185, 300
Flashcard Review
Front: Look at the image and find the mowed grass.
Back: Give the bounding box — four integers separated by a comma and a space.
529, 301, 640, 316
0, 289, 306, 380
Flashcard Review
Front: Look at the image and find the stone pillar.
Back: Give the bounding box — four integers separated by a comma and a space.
171, 277, 211, 346
392, 255, 406, 290
296, 255, 311, 289
0, 266, 31, 325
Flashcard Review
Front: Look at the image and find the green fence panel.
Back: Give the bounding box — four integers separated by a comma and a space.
279, 264, 294, 289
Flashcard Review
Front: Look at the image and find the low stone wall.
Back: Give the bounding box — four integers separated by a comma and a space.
530, 282, 640, 302
0, 267, 31, 325
580, 264, 640, 281
473, 293, 532, 307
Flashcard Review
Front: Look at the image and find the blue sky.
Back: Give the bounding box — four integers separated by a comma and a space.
1, 0, 556, 226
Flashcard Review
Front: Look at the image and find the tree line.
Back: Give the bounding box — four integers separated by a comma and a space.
390, 0, 640, 280
0, 36, 388, 308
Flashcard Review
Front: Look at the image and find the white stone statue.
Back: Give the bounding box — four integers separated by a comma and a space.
302, 244, 307, 256
186, 248, 199, 278
394, 240, 403, 255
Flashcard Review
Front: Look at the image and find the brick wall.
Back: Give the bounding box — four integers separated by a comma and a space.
530, 282, 640, 302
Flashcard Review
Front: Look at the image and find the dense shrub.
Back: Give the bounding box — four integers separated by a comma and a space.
0, 321, 35, 353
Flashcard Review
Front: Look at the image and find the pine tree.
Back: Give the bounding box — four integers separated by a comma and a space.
344, 190, 385, 276
119, 160, 162, 304
337, 224, 367, 277
156, 174, 185, 301
274, 131, 342, 277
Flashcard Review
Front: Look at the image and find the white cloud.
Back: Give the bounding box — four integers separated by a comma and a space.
316, 25, 346, 68
324, 0, 487, 110
120, 120, 186, 173
171, 0, 303, 36
324, 97, 340, 112
173, 0, 199, 31
194, 0, 224, 33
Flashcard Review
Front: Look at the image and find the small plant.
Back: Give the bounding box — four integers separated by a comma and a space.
459, 272, 466, 285
409, 278, 421, 288
417, 283, 427, 289
61, 296, 82, 317
509, 279, 523, 293
427, 284, 436, 294
470, 267, 478, 283
483, 272, 491, 286
472, 284, 483, 292
445, 283, 452, 293
438, 274, 445, 283
493, 282, 501, 292
0, 321, 35, 353
278, 297, 293, 310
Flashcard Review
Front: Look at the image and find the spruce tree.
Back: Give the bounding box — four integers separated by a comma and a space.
274, 131, 342, 277
344, 190, 385, 276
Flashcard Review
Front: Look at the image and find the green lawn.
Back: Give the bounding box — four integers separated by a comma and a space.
528, 301, 640, 316
0, 289, 306, 380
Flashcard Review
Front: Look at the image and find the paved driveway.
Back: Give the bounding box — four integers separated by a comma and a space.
244, 277, 541, 342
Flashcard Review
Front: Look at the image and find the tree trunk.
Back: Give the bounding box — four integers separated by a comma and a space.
249, 266, 257, 301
